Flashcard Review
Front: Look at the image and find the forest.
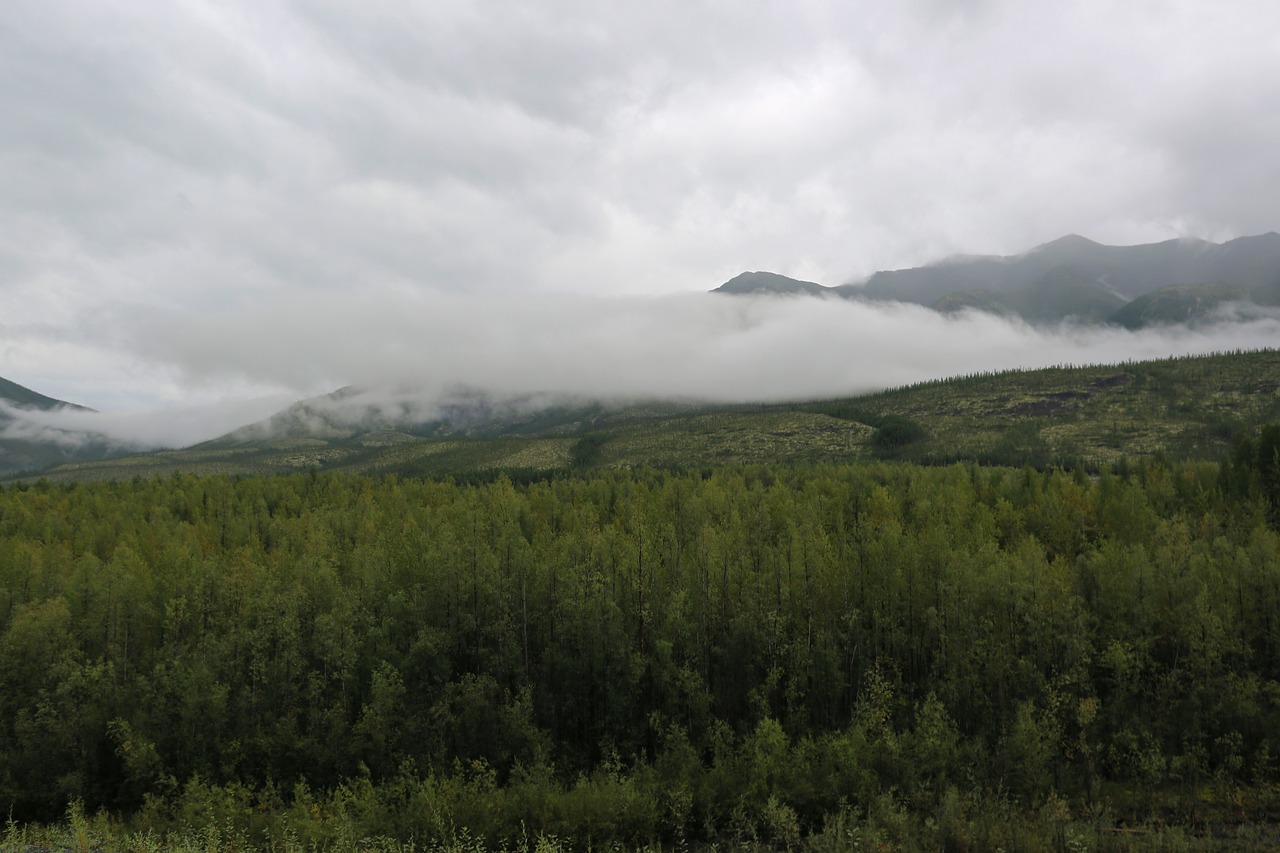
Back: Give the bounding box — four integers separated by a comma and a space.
3, 426, 1280, 851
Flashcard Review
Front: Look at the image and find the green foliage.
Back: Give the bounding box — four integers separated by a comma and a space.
568, 432, 610, 468
2, 459, 1280, 845
869, 415, 927, 457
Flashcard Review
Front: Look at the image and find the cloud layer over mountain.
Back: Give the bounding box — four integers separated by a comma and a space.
118, 291, 1280, 402
2, 0, 1278, 422
5, 291, 1273, 451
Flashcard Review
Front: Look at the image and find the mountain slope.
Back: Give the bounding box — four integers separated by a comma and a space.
927, 266, 1128, 323
1010, 266, 1128, 323
1109, 282, 1251, 329
0, 376, 110, 476
0, 376, 93, 413
202, 386, 637, 448
21, 349, 1280, 483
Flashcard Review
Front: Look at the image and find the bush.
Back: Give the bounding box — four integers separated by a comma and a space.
870, 416, 927, 456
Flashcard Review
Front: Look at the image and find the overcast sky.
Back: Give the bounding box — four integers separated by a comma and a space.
2, 0, 1279, 435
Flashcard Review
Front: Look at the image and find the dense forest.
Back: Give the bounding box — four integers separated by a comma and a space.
3, 431, 1280, 849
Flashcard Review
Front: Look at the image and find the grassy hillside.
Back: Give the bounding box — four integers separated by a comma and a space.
810, 348, 1280, 467
18, 349, 1280, 482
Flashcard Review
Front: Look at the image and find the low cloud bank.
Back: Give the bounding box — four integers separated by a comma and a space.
0, 395, 294, 452
15, 291, 1280, 450
122, 289, 1279, 399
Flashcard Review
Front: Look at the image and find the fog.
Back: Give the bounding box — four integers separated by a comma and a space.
0, 395, 295, 452
6, 291, 1272, 451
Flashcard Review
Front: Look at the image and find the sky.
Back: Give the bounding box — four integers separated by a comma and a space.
2, 0, 1279, 446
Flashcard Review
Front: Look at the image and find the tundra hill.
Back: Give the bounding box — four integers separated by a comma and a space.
800, 348, 1280, 468
19, 349, 1280, 483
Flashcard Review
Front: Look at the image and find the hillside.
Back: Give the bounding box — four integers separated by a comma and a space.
931, 266, 1128, 324
21, 348, 1280, 482
805, 348, 1280, 467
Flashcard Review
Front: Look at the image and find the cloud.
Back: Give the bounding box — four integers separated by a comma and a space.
0, 395, 295, 452
2, 0, 1279, 415
5, 283, 1275, 451
85, 290, 1279, 446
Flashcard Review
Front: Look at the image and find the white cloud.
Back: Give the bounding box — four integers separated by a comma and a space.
93, 290, 1280, 445
2, 0, 1279, 413
0, 395, 293, 451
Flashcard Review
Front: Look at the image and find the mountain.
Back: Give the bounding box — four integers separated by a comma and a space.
1011, 266, 1129, 324
847, 233, 1280, 304
714, 232, 1280, 326
713, 271, 831, 296
0, 376, 93, 413
0, 376, 113, 477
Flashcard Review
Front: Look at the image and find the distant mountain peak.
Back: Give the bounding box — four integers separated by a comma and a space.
712, 271, 829, 296
1030, 234, 1101, 252
721, 231, 1280, 325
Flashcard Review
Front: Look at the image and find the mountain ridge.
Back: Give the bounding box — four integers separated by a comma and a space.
713, 232, 1280, 325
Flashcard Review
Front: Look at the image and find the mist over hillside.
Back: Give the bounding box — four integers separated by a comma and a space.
202, 386, 588, 447
0, 378, 112, 474
2, 232, 1277, 472
4, 292, 1272, 460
